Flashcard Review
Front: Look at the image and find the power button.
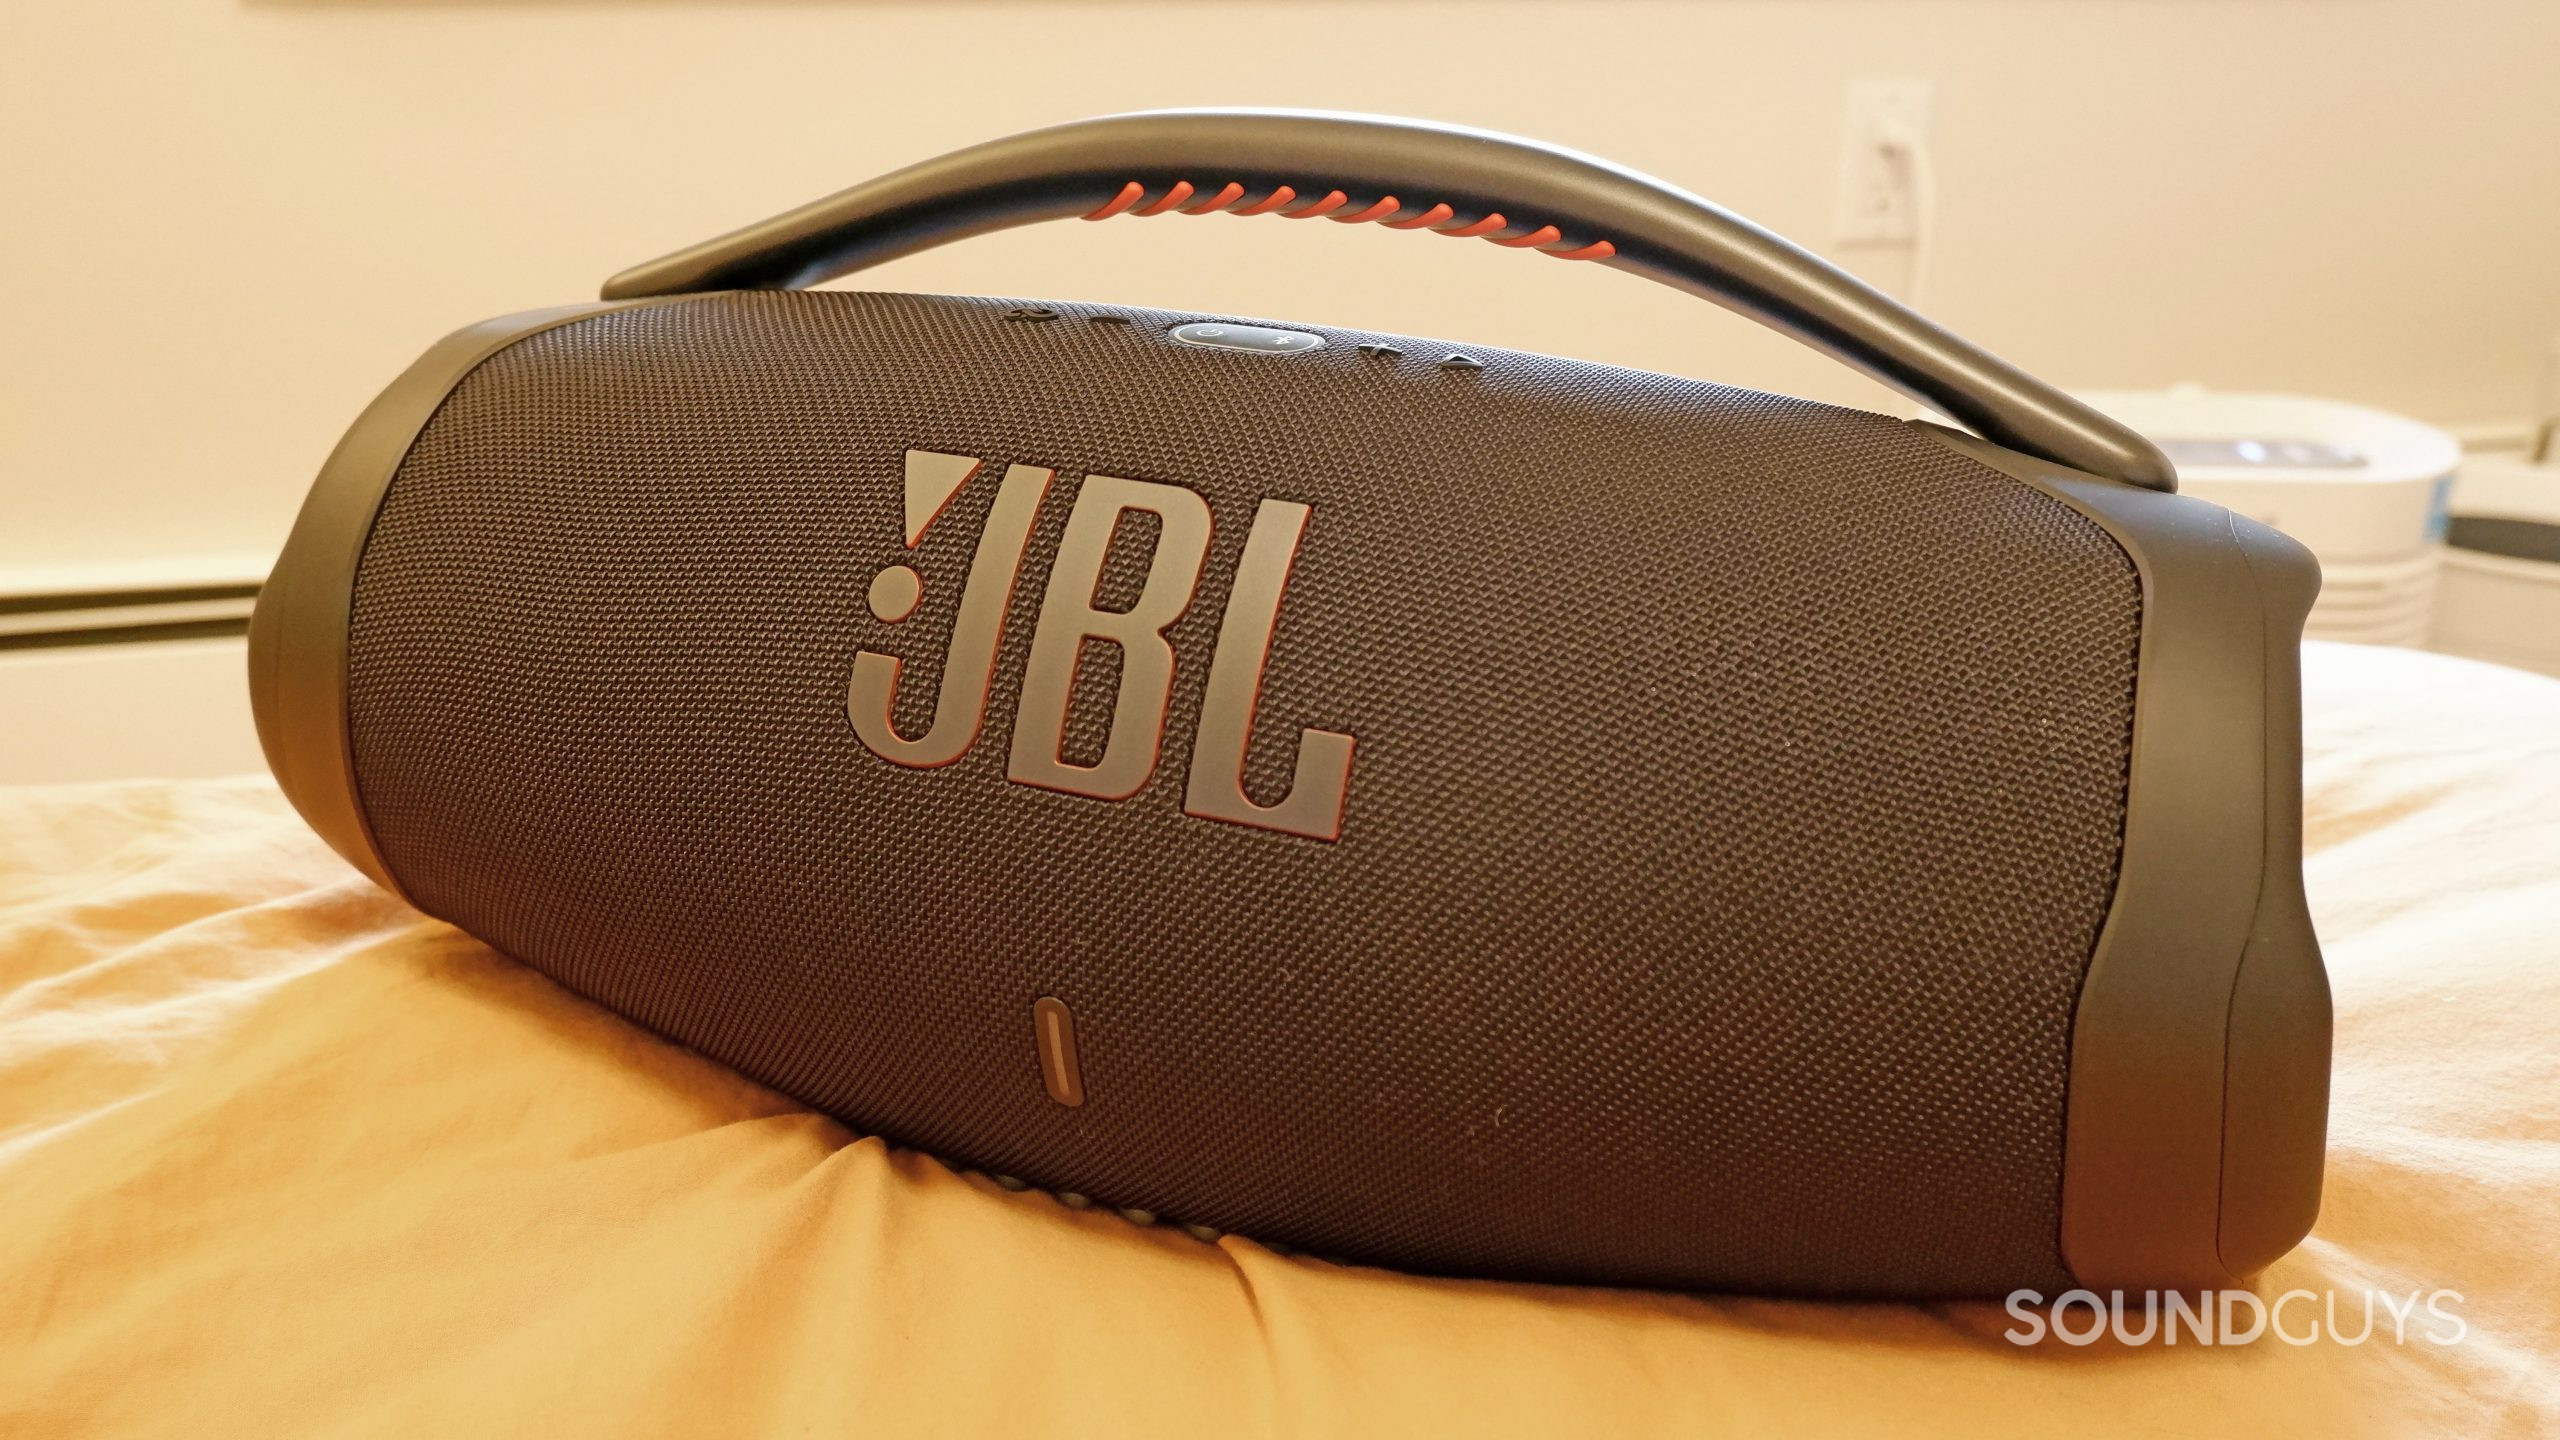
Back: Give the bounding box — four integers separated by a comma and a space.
1170, 322, 1327, 355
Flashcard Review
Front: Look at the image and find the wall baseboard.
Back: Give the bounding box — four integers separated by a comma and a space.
0, 553, 268, 652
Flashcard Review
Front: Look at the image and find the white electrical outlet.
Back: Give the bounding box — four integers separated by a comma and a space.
1834, 79, 1934, 246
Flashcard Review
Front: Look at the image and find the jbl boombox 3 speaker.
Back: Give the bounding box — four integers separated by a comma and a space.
251, 110, 2329, 1299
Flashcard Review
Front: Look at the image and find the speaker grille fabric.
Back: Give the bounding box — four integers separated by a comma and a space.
346, 292, 2141, 1296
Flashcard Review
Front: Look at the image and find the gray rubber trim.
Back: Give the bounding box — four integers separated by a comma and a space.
1912, 421, 2328, 1289
2213, 521, 2330, 1278
600, 109, 2174, 492
247, 300, 690, 898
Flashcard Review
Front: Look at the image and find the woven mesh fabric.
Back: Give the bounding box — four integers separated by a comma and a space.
347, 291, 2139, 1297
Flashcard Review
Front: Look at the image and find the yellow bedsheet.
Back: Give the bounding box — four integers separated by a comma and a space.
4, 642, 2557, 1438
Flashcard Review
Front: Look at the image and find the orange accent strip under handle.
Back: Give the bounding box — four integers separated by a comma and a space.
1282, 189, 1350, 219
1230, 186, 1297, 217
1436, 212, 1509, 239
1381, 203, 1454, 231
599, 110, 2176, 492
1088, 180, 1617, 261
1184, 182, 1246, 215
1083, 181, 1146, 221
1543, 240, 1617, 261
1132, 180, 1195, 217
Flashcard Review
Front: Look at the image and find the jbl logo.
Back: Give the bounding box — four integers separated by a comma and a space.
848, 450, 1355, 841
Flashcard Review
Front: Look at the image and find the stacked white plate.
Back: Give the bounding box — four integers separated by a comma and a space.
2433, 452, 2560, 678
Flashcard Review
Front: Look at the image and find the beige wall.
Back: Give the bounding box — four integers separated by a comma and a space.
9, 0, 2559, 576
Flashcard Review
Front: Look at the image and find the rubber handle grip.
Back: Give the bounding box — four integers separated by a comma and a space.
602, 108, 2174, 492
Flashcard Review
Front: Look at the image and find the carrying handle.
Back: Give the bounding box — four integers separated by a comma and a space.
604, 109, 2174, 492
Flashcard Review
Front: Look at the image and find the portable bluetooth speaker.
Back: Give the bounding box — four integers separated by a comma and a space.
250, 109, 2328, 1298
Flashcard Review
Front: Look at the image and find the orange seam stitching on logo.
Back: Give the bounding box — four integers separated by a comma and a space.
904, 451, 984, 547
1331, 195, 1400, 225
1435, 212, 1508, 238
1489, 223, 1564, 249
945, 464, 1057, 767
1180, 499, 1354, 842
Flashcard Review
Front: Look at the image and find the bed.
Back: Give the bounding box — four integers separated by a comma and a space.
3, 640, 2555, 1437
